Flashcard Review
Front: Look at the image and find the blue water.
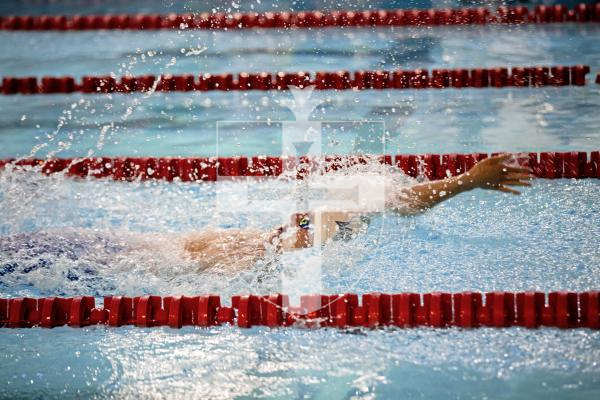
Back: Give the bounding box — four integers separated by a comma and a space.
1, 0, 600, 399
1, 1, 574, 16
1, 23, 599, 159
0, 0, 596, 16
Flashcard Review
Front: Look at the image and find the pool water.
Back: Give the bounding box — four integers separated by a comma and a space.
1, 23, 600, 159
1, 0, 600, 399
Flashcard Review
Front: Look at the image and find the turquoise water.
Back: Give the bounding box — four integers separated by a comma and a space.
1, 23, 599, 159
1, 1, 600, 399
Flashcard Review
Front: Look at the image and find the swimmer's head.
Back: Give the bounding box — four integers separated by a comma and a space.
281, 211, 370, 249
278, 212, 314, 251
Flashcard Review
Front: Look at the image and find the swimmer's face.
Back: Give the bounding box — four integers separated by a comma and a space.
280, 212, 313, 250
281, 211, 368, 250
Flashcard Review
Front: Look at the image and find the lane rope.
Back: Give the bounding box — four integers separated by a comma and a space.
0, 4, 599, 31
1, 291, 598, 329
0, 65, 591, 95
2, 151, 599, 180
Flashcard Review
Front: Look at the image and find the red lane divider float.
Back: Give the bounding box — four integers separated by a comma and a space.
1, 151, 599, 181
1, 291, 598, 329
1, 3, 599, 31
0, 65, 590, 95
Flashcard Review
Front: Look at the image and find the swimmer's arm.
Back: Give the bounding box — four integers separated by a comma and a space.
387, 154, 533, 213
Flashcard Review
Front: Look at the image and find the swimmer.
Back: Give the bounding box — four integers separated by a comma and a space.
184, 154, 533, 269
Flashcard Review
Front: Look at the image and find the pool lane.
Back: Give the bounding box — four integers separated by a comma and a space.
0, 24, 598, 76
1, 86, 599, 158
0, 24, 599, 158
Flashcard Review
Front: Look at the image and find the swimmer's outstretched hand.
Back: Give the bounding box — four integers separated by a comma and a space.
396, 153, 535, 213
464, 154, 534, 195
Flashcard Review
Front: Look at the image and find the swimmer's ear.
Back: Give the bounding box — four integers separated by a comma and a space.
333, 220, 353, 241
335, 220, 351, 229
335, 220, 352, 235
